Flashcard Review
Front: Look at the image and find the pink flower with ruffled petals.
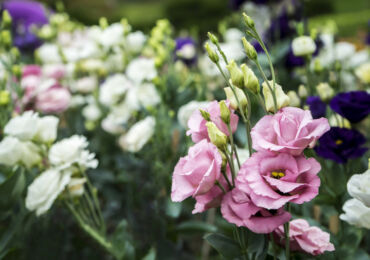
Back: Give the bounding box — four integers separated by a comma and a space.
171, 140, 223, 202
237, 151, 321, 210
35, 85, 71, 114
251, 107, 330, 156
22, 65, 42, 78
221, 187, 291, 233
187, 100, 238, 143
274, 219, 335, 255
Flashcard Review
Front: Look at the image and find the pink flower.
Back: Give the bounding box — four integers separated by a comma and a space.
187, 100, 238, 143
221, 187, 291, 233
171, 140, 222, 202
42, 64, 66, 80
22, 65, 42, 78
35, 85, 71, 114
237, 151, 321, 210
274, 219, 335, 255
251, 107, 329, 156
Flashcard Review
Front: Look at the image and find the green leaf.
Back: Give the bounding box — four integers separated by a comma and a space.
176, 221, 217, 234
0, 168, 25, 210
110, 220, 135, 260
204, 233, 242, 259
246, 231, 268, 260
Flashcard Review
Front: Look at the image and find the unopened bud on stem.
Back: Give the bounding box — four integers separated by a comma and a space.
242, 37, 257, 60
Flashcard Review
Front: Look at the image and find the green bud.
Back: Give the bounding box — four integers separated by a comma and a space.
313, 59, 323, 74
11, 65, 21, 78
219, 100, 230, 124
242, 37, 257, 60
0, 90, 10, 105
241, 64, 259, 94
1, 30, 12, 48
99, 17, 109, 29
310, 28, 317, 40
2, 10, 12, 28
199, 109, 211, 121
226, 60, 244, 88
10, 47, 20, 60
242, 13, 255, 28
316, 82, 334, 102
334, 61, 342, 72
204, 42, 219, 63
298, 84, 308, 98
296, 22, 304, 36
287, 90, 300, 107
207, 32, 219, 45
85, 120, 96, 131
56, 1, 65, 12
206, 122, 228, 149
224, 87, 248, 111
219, 149, 227, 171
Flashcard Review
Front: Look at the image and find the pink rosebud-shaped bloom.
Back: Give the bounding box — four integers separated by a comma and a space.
171, 139, 222, 202
221, 187, 291, 233
187, 100, 238, 143
35, 85, 71, 114
274, 219, 335, 255
22, 65, 42, 78
251, 107, 329, 156
238, 151, 321, 210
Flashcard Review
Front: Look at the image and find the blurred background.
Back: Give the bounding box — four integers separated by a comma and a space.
36, 0, 369, 39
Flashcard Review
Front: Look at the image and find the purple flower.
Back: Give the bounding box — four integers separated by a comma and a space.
314, 127, 368, 163
330, 91, 370, 123
306, 96, 326, 119
2, 0, 48, 51
175, 37, 197, 65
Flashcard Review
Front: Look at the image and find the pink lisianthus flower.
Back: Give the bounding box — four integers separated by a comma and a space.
187, 100, 238, 143
273, 219, 335, 255
22, 65, 42, 78
35, 84, 71, 113
171, 140, 223, 202
237, 151, 321, 210
42, 64, 66, 80
251, 107, 330, 156
221, 187, 291, 233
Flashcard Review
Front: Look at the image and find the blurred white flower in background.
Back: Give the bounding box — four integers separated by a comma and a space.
126, 57, 157, 84
292, 36, 316, 57
340, 199, 370, 229
177, 101, 209, 128
99, 74, 132, 106
347, 169, 370, 207
126, 31, 147, 52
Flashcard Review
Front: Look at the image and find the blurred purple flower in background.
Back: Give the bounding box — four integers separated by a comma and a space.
175, 37, 197, 65
306, 96, 327, 119
2, 0, 49, 51
314, 127, 368, 163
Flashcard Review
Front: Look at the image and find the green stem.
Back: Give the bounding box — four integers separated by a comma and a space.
270, 233, 277, 260
257, 93, 268, 115
244, 91, 253, 155
227, 123, 241, 169
284, 204, 291, 260
214, 42, 228, 65
223, 149, 236, 187
215, 180, 227, 194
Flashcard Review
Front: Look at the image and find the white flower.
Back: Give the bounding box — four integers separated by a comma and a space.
262, 81, 290, 112
37, 43, 62, 64
20, 142, 42, 168
347, 169, 370, 207
82, 103, 102, 121
104, 51, 125, 72
287, 91, 301, 107
340, 199, 370, 229
34, 116, 59, 143
334, 42, 355, 61
0, 136, 23, 166
69, 95, 86, 108
100, 23, 124, 48
49, 135, 98, 170
219, 41, 245, 61
125, 31, 146, 52
137, 83, 161, 108
118, 116, 155, 152
355, 62, 370, 84
99, 74, 133, 106
68, 177, 86, 197
73, 76, 98, 93
177, 101, 209, 128
292, 36, 316, 57
316, 82, 334, 102
176, 43, 196, 60
25, 168, 72, 216
4, 111, 39, 141
126, 57, 157, 84
224, 28, 244, 43
101, 114, 126, 134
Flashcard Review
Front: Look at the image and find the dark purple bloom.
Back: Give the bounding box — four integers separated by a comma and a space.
175, 37, 197, 65
285, 47, 305, 68
306, 96, 327, 119
330, 91, 370, 123
314, 127, 368, 163
2, 0, 48, 51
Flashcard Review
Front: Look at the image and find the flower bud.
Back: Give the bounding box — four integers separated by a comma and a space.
292, 36, 316, 57
262, 81, 289, 112
207, 32, 219, 45
10, 47, 20, 60
310, 28, 318, 40
316, 83, 334, 102
0, 90, 10, 105
241, 64, 259, 94
296, 22, 304, 36
11, 65, 21, 78
298, 84, 308, 98
287, 91, 300, 107
2, 10, 12, 28
99, 17, 109, 29
199, 109, 211, 121
226, 60, 244, 87
1, 30, 12, 48
242, 13, 255, 28
329, 114, 351, 129
224, 87, 247, 110
204, 42, 219, 63
206, 122, 228, 149
242, 37, 257, 60
219, 100, 230, 124
219, 149, 228, 171
313, 58, 323, 74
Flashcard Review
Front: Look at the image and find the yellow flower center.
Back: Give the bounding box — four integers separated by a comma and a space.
271, 171, 285, 179
335, 139, 343, 145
